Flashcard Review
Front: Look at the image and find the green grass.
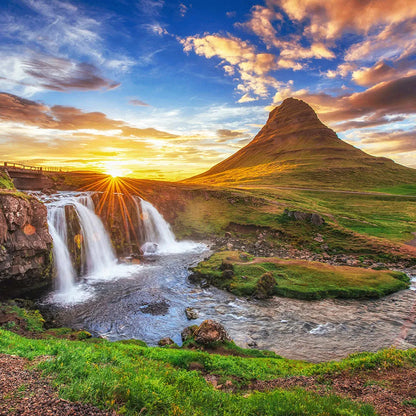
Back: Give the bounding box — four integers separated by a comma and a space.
0, 302, 45, 332
0, 170, 15, 190
0, 328, 379, 415
373, 184, 416, 196
191, 251, 410, 300
2, 303, 416, 415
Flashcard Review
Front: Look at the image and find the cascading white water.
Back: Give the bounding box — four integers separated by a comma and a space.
45, 193, 117, 294
70, 198, 116, 275
47, 204, 76, 293
134, 197, 205, 255
140, 199, 177, 248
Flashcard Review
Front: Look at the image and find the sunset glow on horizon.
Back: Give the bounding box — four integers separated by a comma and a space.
0, 0, 415, 180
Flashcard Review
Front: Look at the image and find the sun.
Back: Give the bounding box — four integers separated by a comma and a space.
106, 168, 125, 178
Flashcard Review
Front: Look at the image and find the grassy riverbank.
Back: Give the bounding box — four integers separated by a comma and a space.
190, 251, 410, 300
2, 303, 416, 415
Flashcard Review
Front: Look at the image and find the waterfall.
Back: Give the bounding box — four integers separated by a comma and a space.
45, 193, 117, 293
134, 197, 205, 255
47, 205, 75, 292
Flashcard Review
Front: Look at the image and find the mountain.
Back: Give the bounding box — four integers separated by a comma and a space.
186, 98, 416, 189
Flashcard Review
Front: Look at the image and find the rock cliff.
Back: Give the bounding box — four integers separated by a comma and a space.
0, 193, 53, 298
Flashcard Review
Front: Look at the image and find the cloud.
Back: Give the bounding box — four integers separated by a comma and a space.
129, 98, 151, 107
138, 0, 165, 16
216, 129, 247, 141
269, 0, 416, 40
346, 129, 416, 158
0, 53, 119, 94
271, 75, 416, 128
181, 34, 281, 101
0, 92, 177, 138
0, 0, 134, 94
351, 59, 416, 86
238, 5, 335, 61
344, 20, 416, 63
179, 3, 188, 17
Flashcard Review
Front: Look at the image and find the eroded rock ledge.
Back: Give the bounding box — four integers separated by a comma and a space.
0, 193, 53, 298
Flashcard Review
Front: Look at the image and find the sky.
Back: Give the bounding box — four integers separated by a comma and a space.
0, 0, 415, 180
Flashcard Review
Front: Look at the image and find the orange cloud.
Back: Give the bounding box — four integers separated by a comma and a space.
0, 93, 177, 139
272, 75, 416, 127
181, 34, 281, 101
270, 0, 416, 40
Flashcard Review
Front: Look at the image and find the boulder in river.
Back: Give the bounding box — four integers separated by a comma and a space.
194, 319, 231, 345
185, 307, 198, 320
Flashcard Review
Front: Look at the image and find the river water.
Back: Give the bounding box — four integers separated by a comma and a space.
44, 250, 416, 362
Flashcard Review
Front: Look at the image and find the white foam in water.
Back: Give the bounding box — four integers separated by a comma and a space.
410, 275, 416, 291
134, 197, 206, 255
84, 262, 144, 282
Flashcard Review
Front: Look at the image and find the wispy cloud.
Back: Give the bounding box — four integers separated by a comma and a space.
129, 98, 151, 107
0, 0, 134, 94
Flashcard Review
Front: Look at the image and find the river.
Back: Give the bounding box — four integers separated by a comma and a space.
40, 192, 416, 362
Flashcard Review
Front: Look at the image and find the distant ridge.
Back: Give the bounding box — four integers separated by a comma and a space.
185, 98, 416, 189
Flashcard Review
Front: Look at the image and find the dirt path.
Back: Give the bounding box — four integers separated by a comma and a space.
0, 354, 117, 416
234, 184, 416, 198
246, 368, 416, 416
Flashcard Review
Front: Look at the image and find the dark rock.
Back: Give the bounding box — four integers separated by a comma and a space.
185, 307, 198, 320
181, 325, 198, 342
194, 319, 231, 345
224, 232, 232, 238
140, 300, 169, 315
158, 337, 175, 346
221, 269, 234, 279
220, 259, 234, 271
284, 209, 325, 227
311, 213, 325, 227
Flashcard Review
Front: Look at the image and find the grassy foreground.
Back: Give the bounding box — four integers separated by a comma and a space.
2, 302, 416, 415
190, 251, 410, 300
4, 327, 414, 416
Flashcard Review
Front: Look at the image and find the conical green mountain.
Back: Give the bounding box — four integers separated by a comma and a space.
186, 98, 416, 189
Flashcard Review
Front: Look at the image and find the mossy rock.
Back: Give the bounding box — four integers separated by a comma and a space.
255, 272, 277, 299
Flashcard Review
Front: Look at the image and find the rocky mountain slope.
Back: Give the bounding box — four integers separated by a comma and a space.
187, 98, 416, 189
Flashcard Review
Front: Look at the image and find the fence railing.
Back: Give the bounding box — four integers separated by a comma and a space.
3, 162, 68, 173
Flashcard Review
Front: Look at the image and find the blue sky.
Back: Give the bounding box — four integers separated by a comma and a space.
0, 0, 415, 179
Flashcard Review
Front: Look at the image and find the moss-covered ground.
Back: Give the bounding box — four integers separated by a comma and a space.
191, 251, 410, 300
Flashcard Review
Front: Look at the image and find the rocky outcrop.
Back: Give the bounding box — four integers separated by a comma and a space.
0, 193, 53, 298
284, 209, 325, 226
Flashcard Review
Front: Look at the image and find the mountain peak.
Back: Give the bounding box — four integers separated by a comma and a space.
186, 98, 416, 188
263, 97, 324, 135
